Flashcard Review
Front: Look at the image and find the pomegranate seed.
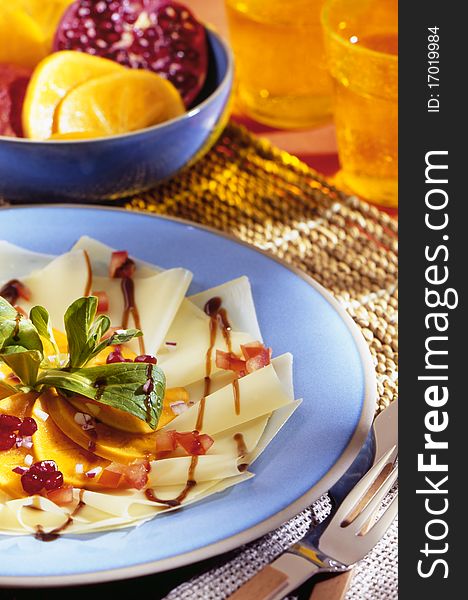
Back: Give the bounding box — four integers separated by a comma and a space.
18, 417, 38, 436
0, 414, 22, 432
134, 354, 157, 364
43, 471, 64, 491
30, 460, 58, 475
21, 470, 44, 494
0, 431, 16, 451
106, 347, 127, 363
20, 460, 65, 495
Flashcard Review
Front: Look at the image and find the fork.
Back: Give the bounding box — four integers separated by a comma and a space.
228, 447, 398, 600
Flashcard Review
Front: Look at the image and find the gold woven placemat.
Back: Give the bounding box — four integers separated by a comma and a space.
127, 121, 398, 414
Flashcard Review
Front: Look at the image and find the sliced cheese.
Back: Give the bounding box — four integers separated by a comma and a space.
90, 267, 192, 354
148, 454, 241, 486
0, 241, 53, 284
184, 353, 294, 406
19, 250, 90, 330
157, 298, 254, 388
165, 363, 293, 436
190, 276, 263, 341
71, 236, 161, 277
210, 415, 269, 458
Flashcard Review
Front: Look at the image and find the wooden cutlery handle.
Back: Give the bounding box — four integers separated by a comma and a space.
229, 553, 317, 600
309, 570, 354, 600
229, 565, 288, 600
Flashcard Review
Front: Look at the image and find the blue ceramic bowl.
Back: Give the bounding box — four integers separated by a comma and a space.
0, 29, 232, 202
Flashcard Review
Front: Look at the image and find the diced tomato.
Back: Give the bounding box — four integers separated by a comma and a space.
98, 465, 123, 488
122, 461, 149, 490
229, 355, 248, 376
241, 342, 272, 363
109, 250, 136, 279
93, 291, 109, 313
175, 431, 214, 456
14, 280, 31, 300
0, 279, 31, 304
155, 430, 178, 453
240, 341, 265, 359
215, 350, 247, 377
46, 484, 74, 506
174, 431, 202, 455
98, 461, 149, 490
198, 434, 214, 453
246, 347, 272, 373
215, 349, 232, 371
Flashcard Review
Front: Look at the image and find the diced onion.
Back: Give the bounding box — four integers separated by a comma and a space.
33, 408, 49, 422
170, 401, 188, 415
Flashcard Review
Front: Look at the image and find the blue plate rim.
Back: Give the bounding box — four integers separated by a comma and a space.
0, 204, 376, 587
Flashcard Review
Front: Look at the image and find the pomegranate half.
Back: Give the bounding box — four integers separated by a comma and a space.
53, 0, 208, 108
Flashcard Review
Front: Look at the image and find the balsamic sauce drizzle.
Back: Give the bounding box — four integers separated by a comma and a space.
145, 456, 198, 507
83, 249, 93, 298
87, 428, 98, 452
234, 433, 249, 472
35, 490, 86, 542
144, 363, 155, 424
203, 297, 241, 416
146, 296, 241, 507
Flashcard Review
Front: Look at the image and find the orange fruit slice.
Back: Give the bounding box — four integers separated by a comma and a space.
55, 70, 185, 137
0, 6, 48, 69
22, 51, 124, 140
12, 0, 74, 50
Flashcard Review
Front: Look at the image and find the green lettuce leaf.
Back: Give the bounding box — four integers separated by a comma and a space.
36, 362, 165, 429
29, 305, 61, 365
0, 297, 43, 354
1, 347, 42, 387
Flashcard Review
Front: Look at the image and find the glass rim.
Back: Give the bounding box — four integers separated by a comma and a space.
321, 0, 398, 62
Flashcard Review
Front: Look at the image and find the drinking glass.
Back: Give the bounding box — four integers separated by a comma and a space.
322, 0, 398, 207
225, 0, 333, 129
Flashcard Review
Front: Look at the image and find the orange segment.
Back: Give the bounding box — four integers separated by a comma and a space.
22, 51, 124, 140
0, 392, 38, 498
15, 0, 74, 50
0, 6, 47, 69
67, 385, 187, 434
55, 70, 185, 137
43, 389, 157, 464
32, 393, 109, 490
43, 386, 186, 465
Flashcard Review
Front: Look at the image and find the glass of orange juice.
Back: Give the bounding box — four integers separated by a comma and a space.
224, 0, 333, 129
322, 0, 398, 208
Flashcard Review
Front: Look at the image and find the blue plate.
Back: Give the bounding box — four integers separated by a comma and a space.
0, 206, 375, 586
